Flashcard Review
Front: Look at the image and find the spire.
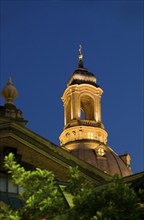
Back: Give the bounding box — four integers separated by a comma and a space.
1, 77, 18, 105
78, 44, 83, 60
78, 44, 84, 68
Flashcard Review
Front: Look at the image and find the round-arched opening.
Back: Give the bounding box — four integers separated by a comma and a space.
80, 95, 94, 120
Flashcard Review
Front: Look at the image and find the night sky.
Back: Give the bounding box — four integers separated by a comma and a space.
0, 0, 143, 174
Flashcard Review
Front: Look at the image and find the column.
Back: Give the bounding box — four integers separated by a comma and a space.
71, 90, 80, 120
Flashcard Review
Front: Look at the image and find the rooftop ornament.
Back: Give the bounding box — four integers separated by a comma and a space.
1, 77, 18, 105
78, 44, 84, 68
78, 44, 83, 61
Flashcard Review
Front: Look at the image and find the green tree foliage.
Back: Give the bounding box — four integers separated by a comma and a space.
3, 153, 65, 220
0, 202, 20, 220
66, 176, 144, 220
65, 166, 84, 195
1, 153, 144, 220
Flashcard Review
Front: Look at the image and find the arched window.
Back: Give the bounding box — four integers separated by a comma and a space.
80, 95, 94, 120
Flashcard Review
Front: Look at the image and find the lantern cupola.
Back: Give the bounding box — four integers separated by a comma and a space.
59, 46, 132, 177
60, 46, 108, 147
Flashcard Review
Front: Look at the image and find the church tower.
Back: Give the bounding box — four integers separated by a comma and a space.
60, 46, 132, 176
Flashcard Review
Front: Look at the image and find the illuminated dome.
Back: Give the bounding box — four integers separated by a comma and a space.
67, 58, 99, 88
66, 141, 132, 177
67, 67, 99, 88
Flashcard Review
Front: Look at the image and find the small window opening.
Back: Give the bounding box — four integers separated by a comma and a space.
80, 109, 85, 120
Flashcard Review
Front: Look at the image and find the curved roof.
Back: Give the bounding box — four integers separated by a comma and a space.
67, 61, 99, 88
69, 142, 132, 177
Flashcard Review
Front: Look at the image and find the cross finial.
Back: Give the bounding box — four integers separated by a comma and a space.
78, 44, 83, 61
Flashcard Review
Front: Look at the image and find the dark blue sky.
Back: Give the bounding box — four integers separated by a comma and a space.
0, 0, 143, 174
